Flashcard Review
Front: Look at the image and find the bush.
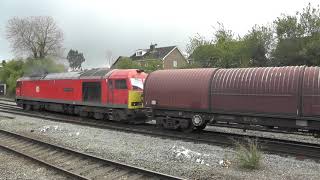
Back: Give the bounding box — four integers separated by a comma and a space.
115, 57, 163, 73
114, 57, 141, 69
0, 60, 24, 96
235, 139, 263, 169
0, 58, 66, 96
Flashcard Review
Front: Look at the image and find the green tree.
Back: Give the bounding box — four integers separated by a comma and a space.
115, 57, 141, 69
242, 25, 274, 67
272, 3, 320, 66
180, 62, 202, 69
186, 4, 320, 68
67, 49, 85, 70
1, 60, 6, 66
186, 33, 211, 55
0, 58, 66, 96
0, 60, 24, 96
190, 44, 220, 67
143, 59, 163, 73
6, 16, 63, 58
190, 23, 249, 68
115, 57, 163, 73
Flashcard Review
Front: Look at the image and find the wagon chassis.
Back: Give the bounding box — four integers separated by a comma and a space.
151, 108, 320, 136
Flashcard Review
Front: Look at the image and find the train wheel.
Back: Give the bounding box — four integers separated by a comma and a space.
112, 110, 127, 122
24, 104, 32, 111
79, 111, 88, 117
192, 115, 204, 127
33, 104, 40, 110
22, 104, 27, 110
113, 111, 121, 121
93, 112, 103, 120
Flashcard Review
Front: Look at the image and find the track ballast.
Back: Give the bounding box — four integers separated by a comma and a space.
0, 128, 182, 180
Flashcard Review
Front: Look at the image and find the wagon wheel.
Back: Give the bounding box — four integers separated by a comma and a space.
93, 112, 103, 120
113, 111, 121, 121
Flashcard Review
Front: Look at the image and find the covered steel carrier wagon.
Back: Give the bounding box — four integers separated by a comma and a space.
144, 66, 320, 133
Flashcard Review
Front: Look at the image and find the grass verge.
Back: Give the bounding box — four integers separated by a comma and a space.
235, 139, 263, 170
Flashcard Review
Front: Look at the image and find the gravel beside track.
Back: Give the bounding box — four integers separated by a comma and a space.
206, 126, 320, 145
0, 113, 319, 180
0, 129, 180, 180
0, 148, 68, 180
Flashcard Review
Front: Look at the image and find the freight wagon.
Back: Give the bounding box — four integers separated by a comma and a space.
16, 68, 147, 122
144, 66, 320, 134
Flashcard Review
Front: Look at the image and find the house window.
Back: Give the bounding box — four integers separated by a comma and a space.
115, 79, 127, 89
136, 50, 143, 56
173, 60, 177, 68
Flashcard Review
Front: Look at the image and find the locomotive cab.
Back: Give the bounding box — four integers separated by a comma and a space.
128, 77, 145, 109
106, 69, 146, 110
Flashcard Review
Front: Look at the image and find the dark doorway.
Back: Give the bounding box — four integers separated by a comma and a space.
82, 82, 101, 103
0, 84, 5, 96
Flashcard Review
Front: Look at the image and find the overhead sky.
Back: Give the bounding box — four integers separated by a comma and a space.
0, 0, 319, 68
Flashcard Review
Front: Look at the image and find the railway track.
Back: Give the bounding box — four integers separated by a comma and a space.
0, 129, 182, 180
0, 97, 15, 103
210, 123, 313, 136
0, 101, 320, 161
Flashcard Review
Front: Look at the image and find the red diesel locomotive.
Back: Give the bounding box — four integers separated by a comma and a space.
16, 68, 147, 122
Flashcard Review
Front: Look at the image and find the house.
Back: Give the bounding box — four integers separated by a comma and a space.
112, 44, 188, 69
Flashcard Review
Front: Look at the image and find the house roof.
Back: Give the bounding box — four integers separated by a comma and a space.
130, 46, 176, 60
110, 56, 128, 68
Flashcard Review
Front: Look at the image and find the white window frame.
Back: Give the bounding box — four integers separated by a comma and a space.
136, 51, 142, 56
173, 60, 177, 68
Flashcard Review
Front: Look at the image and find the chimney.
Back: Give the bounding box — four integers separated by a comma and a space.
150, 43, 157, 51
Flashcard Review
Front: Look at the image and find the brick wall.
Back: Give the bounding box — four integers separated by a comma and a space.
163, 48, 187, 69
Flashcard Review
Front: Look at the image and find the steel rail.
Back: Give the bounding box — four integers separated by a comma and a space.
0, 129, 183, 180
